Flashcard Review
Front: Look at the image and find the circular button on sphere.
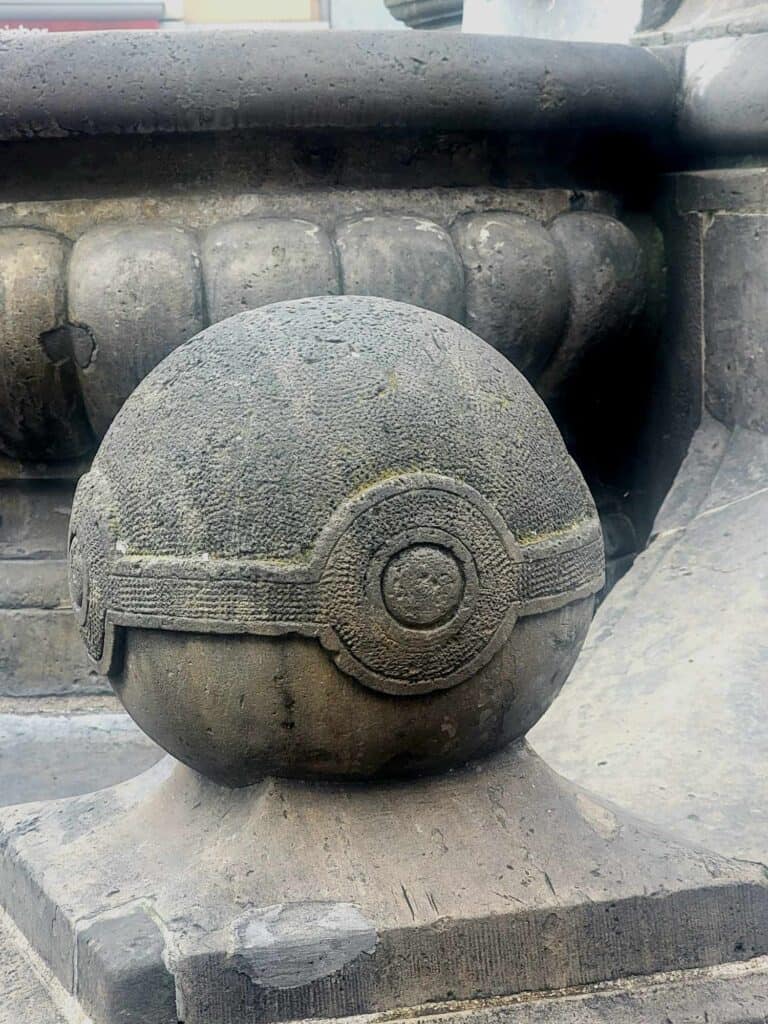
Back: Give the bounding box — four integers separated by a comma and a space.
382, 544, 465, 628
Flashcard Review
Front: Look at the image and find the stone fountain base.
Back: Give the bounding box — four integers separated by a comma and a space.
1, 743, 766, 1024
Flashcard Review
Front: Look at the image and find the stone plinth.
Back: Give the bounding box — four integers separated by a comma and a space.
3, 745, 767, 1024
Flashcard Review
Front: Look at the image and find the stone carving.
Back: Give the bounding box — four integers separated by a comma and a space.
2, 296, 766, 1024
68, 223, 205, 437
69, 295, 603, 782
0, 229, 91, 460
0, 210, 646, 450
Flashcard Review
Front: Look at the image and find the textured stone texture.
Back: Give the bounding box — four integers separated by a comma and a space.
538, 212, 646, 398
336, 216, 464, 322
533, 416, 768, 862
76, 909, 176, 1024
70, 296, 603, 782
0, 910, 65, 1024
0, 31, 675, 141
0, 610, 108, 698
0, 229, 91, 461
1, 924, 767, 1024
704, 214, 768, 433
452, 213, 568, 376
202, 218, 339, 324
1, 746, 767, 1024
68, 223, 204, 437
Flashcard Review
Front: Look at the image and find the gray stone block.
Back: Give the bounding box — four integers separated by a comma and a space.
677, 34, 768, 152
452, 213, 569, 376
0, 560, 69, 610
76, 909, 176, 1024
704, 214, 768, 432
202, 217, 339, 324
336, 216, 465, 322
0, 229, 91, 461
0, 480, 73, 560
68, 224, 204, 437
0, 609, 107, 697
0, 31, 675, 142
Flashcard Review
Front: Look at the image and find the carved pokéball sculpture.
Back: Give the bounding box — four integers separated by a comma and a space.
68, 296, 604, 785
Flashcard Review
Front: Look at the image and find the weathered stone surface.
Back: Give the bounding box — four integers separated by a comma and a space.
0, 701, 161, 806
0, 609, 108, 698
533, 416, 768, 862
336, 216, 464, 322
677, 34, 768, 152
452, 213, 569, 375
0, 186, 616, 238
0, 481, 71, 560
70, 296, 603, 782
68, 224, 204, 437
0, 229, 91, 461
539, 212, 646, 398
704, 214, 768, 432
0, 561, 69, 610
76, 909, 176, 1024
1, 745, 767, 1024
0, 31, 675, 141
0, 910, 65, 1024
202, 218, 339, 324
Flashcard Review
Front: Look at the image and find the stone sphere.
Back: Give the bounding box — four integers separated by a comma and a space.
68, 296, 604, 785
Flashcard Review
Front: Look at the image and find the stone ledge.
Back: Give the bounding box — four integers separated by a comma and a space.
0, 30, 675, 141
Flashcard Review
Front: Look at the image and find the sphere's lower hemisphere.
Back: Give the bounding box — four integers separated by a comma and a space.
108, 598, 594, 786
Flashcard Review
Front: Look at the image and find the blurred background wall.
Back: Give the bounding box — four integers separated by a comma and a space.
0, 0, 404, 30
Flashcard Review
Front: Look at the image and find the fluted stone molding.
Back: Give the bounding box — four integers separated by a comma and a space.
384, 0, 463, 29
0, 30, 674, 140
0, 210, 646, 453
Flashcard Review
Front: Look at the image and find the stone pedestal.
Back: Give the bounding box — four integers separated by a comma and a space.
2, 744, 767, 1024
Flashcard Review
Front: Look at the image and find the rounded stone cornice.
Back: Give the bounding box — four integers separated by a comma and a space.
0, 29, 675, 141
384, 0, 463, 29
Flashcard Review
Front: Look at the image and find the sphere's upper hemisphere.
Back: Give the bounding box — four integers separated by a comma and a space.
69, 296, 604, 695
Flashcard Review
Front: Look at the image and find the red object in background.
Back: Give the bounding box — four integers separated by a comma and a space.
0, 19, 159, 29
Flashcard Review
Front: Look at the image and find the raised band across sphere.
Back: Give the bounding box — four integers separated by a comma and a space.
68, 296, 604, 784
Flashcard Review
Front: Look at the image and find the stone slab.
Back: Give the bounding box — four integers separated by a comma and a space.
704, 214, 768, 432
1, 743, 767, 1024
532, 418, 768, 862
0, 701, 162, 806
1, 904, 766, 1024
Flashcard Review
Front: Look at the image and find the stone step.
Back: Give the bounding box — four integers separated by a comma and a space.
0, 695, 162, 807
